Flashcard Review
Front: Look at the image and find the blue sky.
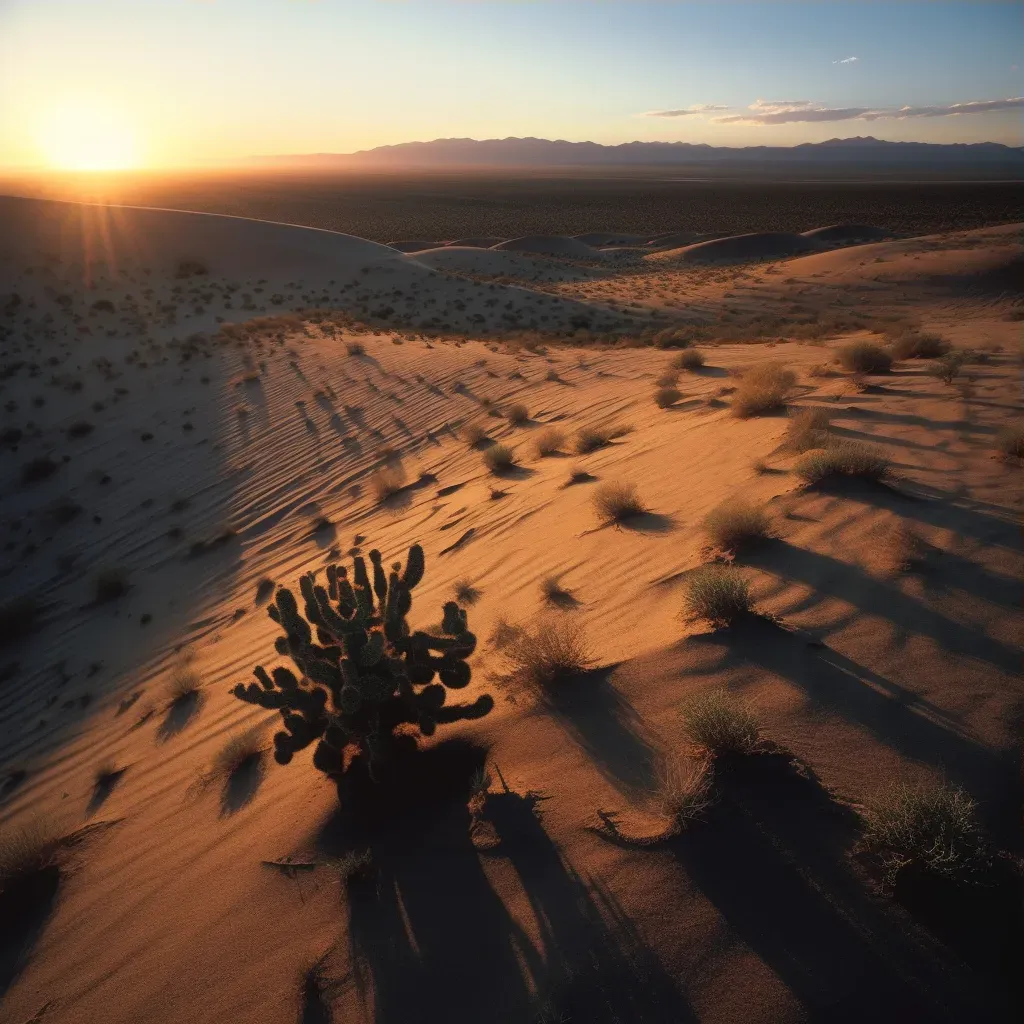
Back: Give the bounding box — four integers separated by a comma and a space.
0, 0, 1021, 168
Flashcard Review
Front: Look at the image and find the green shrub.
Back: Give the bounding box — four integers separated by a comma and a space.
483, 443, 516, 474
730, 363, 796, 418
592, 481, 647, 525
232, 544, 493, 779
702, 499, 771, 553
794, 441, 890, 484
684, 565, 752, 625
680, 689, 760, 755
863, 782, 989, 884
838, 341, 892, 374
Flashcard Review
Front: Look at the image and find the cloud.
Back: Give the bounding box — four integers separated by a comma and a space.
711, 96, 1024, 125
644, 104, 731, 118
833, 56, 859, 64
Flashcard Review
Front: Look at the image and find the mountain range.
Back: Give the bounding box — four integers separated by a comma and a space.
251, 136, 1024, 171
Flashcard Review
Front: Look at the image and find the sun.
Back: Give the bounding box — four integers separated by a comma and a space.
39, 103, 140, 171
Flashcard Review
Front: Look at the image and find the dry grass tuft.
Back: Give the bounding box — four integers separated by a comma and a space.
166, 662, 202, 705
591, 481, 647, 525
863, 782, 989, 884
838, 341, 892, 374
888, 330, 949, 360
500, 616, 594, 689
654, 386, 682, 409
671, 349, 706, 371
784, 407, 831, 452
345, 340, 366, 357
684, 565, 753, 625
702, 499, 771, 553
574, 425, 615, 454
795, 441, 890, 484
505, 403, 529, 426
0, 817, 64, 889
370, 466, 406, 503
680, 689, 760, 755
995, 424, 1024, 459
453, 579, 481, 605
658, 757, 715, 824
533, 426, 566, 457
730, 363, 796, 418
483, 443, 516, 474
211, 727, 267, 782
882, 523, 928, 574
461, 422, 489, 447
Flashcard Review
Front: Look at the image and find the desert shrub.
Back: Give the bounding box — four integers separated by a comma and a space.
461, 422, 489, 447
680, 689, 760, 755
654, 386, 682, 409
931, 351, 966, 385
658, 757, 714, 824
21, 456, 58, 484
0, 817, 63, 909
888, 331, 949, 359
574, 425, 615, 453
995, 424, 1024, 458
838, 341, 892, 374
483, 443, 516, 474
167, 662, 202, 705
499, 616, 593, 689
862, 782, 989, 884
656, 370, 680, 388
592, 481, 647, 525
345, 340, 366, 357
795, 441, 890, 484
533, 426, 565, 457
684, 565, 752, 625
94, 568, 129, 604
370, 466, 406, 503
505, 403, 528, 425
212, 728, 267, 781
730, 363, 796, 418
232, 544, 492, 779
882, 523, 928, 574
540, 575, 574, 606
175, 259, 208, 279
453, 579, 480, 604
671, 349, 705, 371
0, 597, 41, 646
702, 499, 771, 553
784, 407, 831, 451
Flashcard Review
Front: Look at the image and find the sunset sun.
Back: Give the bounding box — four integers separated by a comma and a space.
39, 103, 140, 171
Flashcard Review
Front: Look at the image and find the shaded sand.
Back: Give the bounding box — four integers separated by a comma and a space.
385, 239, 440, 253
801, 224, 896, 246
410, 246, 609, 283
647, 232, 822, 265
493, 235, 606, 260
1, 201, 1022, 1024
445, 236, 507, 249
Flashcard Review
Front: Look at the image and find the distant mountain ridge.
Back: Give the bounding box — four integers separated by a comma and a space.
252, 136, 1024, 170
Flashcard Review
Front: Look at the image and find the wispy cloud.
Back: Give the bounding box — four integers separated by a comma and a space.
833, 56, 859, 64
710, 96, 1024, 125
644, 104, 731, 118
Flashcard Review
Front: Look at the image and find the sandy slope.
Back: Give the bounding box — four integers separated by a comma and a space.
1, 203, 1022, 1024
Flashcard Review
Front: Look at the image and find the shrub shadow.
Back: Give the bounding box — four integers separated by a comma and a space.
156, 691, 203, 741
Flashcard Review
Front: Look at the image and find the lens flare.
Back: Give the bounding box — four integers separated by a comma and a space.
39, 103, 140, 171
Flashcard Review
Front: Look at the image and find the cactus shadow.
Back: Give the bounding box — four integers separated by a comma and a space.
545, 667, 660, 795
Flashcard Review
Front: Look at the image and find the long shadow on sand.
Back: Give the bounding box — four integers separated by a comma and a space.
670, 753, 1011, 1023
690, 619, 1019, 837
317, 741, 692, 1023
747, 536, 1021, 674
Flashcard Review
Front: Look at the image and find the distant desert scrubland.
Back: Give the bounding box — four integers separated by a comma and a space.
0, 193, 1022, 1024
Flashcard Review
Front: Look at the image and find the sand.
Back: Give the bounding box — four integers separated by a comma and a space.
1, 197, 1022, 1024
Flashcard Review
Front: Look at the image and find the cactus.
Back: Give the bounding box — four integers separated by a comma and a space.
232, 543, 493, 779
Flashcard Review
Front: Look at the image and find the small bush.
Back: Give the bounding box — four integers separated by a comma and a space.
21, 457, 58, 484
592, 481, 647, 525
795, 441, 890, 484
94, 568, 129, 604
888, 331, 949, 360
680, 689, 760, 755
211, 728, 267, 781
574, 425, 614, 454
0, 597, 41, 646
540, 575, 574, 606
0, 817, 63, 893
784, 407, 830, 452
995, 424, 1024, 459
505, 403, 528, 425
658, 757, 714, 825
702, 499, 771, 553
461, 422, 489, 447
863, 782, 989, 884
671, 349, 705, 371
345, 340, 366, 357
166, 663, 202, 705
370, 466, 406, 503
931, 351, 966, 385
838, 341, 892, 374
730, 363, 796, 418
483, 443, 516, 474
501, 616, 594, 689
655, 370, 679, 388
684, 565, 752, 625
453, 579, 480, 605
654, 386, 682, 409
533, 426, 565, 457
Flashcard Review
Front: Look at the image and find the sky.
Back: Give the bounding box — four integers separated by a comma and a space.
0, 0, 1021, 169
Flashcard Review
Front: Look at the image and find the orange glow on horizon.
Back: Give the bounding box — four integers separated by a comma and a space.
38, 102, 142, 172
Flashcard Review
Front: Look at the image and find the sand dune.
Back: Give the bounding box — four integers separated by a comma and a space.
573, 231, 651, 247
385, 239, 440, 252
1, 201, 1022, 1024
410, 245, 608, 282
445, 236, 507, 248
646, 231, 822, 265
492, 234, 606, 260
800, 223, 895, 246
